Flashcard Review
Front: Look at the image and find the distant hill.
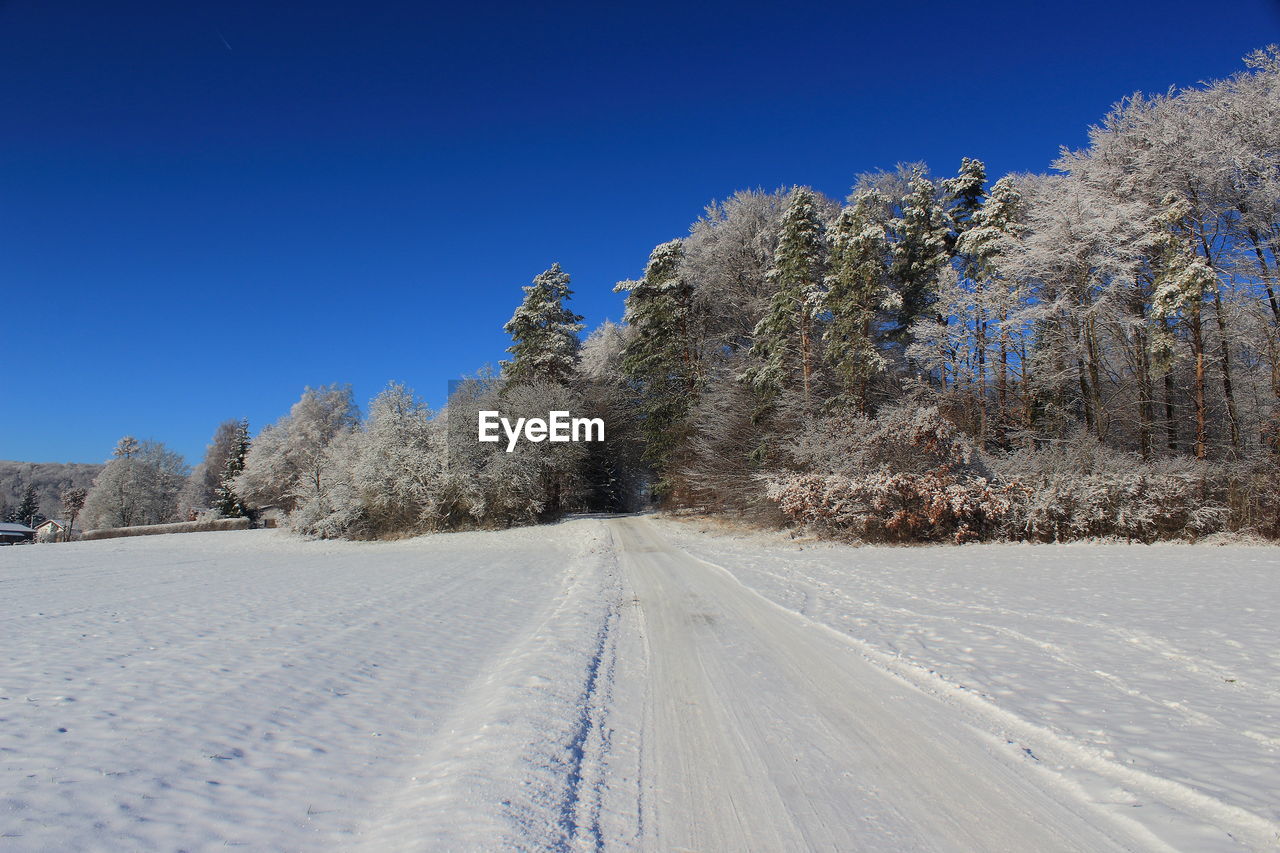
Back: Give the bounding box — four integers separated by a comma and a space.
0, 460, 104, 521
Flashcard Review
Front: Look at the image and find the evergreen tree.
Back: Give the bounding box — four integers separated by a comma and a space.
615, 240, 699, 491
824, 190, 897, 412
16, 484, 41, 527
212, 419, 251, 517
502, 263, 585, 385
955, 175, 1028, 441
747, 187, 828, 405
887, 174, 950, 355
942, 157, 987, 242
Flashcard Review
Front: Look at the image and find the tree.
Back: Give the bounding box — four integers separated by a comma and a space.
747, 186, 828, 406
180, 419, 249, 515
234, 385, 359, 514
83, 436, 189, 529
887, 172, 950, 361
824, 189, 896, 411
615, 240, 701, 491
502, 263, 584, 385
943, 157, 987, 242
353, 383, 444, 536
954, 174, 1028, 443
1150, 193, 1219, 459
16, 484, 41, 527
60, 487, 87, 539
212, 419, 250, 518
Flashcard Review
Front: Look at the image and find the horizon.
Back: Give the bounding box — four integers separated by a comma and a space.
3, 0, 1278, 465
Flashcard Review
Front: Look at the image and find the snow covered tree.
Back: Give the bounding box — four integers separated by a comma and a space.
887, 173, 950, 359
1150, 193, 1219, 459
16, 484, 41, 527
83, 436, 188, 528
212, 419, 250, 518
60, 487, 86, 539
234, 385, 359, 514
615, 239, 701, 490
502, 263, 584, 386
823, 189, 896, 411
179, 419, 247, 515
943, 157, 987, 241
954, 175, 1027, 443
353, 383, 445, 536
747, 186, 828, 405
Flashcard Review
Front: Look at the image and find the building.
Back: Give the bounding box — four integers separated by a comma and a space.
35, 519, 74, 542
0, 522, 36, 544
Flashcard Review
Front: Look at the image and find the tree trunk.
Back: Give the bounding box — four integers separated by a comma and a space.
1136, 326, 1153, 460
1191, 308, 1207, 459
1212, 291, 1242, 456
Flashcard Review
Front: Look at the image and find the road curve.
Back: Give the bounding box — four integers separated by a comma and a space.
610, 516, 1145, 852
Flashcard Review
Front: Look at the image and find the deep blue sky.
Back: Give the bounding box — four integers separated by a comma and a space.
3, 0, 1278, 464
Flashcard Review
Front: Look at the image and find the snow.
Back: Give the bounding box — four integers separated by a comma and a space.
654, 517, 1280, 851
3, 517, 1277, 850
0, 524, 625, 850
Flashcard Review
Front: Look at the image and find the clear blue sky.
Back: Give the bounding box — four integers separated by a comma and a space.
3, 0, 1277, 464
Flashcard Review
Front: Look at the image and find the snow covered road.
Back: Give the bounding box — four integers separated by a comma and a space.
613, 516, 1144, 852
3, 517, 1276, 850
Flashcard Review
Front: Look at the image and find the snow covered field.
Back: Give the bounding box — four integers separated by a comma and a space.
1, 524, 628, 850
2, 517, 1277, 850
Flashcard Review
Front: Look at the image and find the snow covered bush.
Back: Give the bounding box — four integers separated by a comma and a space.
769, 404, 1009, 543
992, 437, 1229, 542
767, 469, 1013, 544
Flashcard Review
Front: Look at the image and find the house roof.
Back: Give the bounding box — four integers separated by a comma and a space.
0, 522, 36, 533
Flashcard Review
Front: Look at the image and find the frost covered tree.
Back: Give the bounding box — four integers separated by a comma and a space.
353, 383, 445, 536
83, 436, 188, 529
212, 419, 250, 518
1150, 194, 1219, 459
502, 263, 584, 385
16, 484, 41, 527
615, 240, 701, 489
887, 172, 950, 360
747, 186, 828, 405
823, 189, 896, 411
60, 487, 87, 538
234, 385, 359, 515
179, 418, 247, 515
943, 157, 987, 242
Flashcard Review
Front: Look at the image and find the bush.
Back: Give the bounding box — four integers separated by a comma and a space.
767, 469, 1014, 544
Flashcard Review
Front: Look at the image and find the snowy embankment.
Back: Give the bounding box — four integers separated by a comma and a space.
655, 517, 1280, 851
0, 523, 630, 850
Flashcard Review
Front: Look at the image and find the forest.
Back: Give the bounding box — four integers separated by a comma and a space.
65, 47, 1280, 543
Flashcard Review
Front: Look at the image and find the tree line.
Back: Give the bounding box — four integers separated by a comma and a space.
65, 47, 1280, 543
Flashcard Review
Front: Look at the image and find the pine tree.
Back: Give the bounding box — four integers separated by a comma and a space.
16, 484, 40, 527
747, 187, 827, 405
502, 263, 585, 386
615, 240, 699, 489
955, 175, 1027, 441
942, 157, 987, 241
824, 190, 897, 412
887, 173, 950, 357
213, 419, 250, 517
